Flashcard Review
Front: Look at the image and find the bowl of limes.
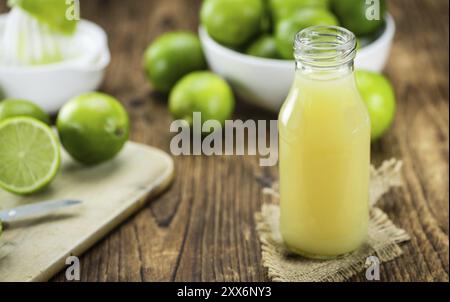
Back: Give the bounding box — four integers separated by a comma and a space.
199, 0, 396, 112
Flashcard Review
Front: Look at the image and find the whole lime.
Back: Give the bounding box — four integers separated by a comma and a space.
0, 99, 50, 124
201, 0, 264, 48
261, 0, 273, 33
169, 72, 235, 126
355, 70, 396, 141
331, 0, 387, 36
144, 32, 206, 93
270, 0, 330, 22
246, 35, 280, 59
57, 92, 130, 166
275, 8, 339, 60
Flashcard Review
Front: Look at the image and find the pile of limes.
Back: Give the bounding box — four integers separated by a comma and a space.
201, 0, 387, 60
0, 94, 130, 196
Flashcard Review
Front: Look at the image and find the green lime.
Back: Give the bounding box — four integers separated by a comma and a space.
0, 99, 50, 125
275, 8, 339, 60
144, 32, 206, 94
356, 38, 362, 51
0, 117, 60, 195
201, 0, 264, 48
246, 35, 280, 59
270, 0, 330, 22
169, 72, 235, 126
57, 92, 130, 166
355, 70, 396, 141
8, 0, 78, 35
331, 0, 387, 36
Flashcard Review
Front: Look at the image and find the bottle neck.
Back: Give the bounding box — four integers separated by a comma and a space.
294, 26, 357, 80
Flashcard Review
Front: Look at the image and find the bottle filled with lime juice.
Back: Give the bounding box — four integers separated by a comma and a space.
279, 26, 371, 259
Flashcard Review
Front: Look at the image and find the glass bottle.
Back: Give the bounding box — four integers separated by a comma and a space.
278, 26, 371, 259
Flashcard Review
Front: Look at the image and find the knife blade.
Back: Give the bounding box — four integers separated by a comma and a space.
0, 199, 82, 223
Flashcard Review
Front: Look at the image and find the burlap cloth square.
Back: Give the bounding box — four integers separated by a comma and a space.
256, 159, 411, 282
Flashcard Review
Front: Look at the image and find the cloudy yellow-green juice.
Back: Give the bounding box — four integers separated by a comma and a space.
279, 26, 371, 259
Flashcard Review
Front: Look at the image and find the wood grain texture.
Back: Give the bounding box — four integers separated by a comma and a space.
0, 0, 448, 282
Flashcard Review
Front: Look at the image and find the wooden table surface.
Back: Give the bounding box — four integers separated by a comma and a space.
1, 0, 448, 282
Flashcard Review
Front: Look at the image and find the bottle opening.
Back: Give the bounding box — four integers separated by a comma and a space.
294, 26, 357, 69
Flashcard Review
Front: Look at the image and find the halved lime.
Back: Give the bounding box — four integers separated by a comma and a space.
8, 0, 78, 35
0, 99, 51, 125
0, 117, 60, 195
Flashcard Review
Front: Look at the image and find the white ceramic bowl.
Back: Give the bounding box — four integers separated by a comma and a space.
200, 14, 396, 112
0, 17, 111, 113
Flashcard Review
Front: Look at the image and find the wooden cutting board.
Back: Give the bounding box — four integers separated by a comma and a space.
0, 142, 174, 282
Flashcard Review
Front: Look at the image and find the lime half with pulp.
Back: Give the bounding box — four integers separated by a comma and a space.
0, 117, 60, 195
